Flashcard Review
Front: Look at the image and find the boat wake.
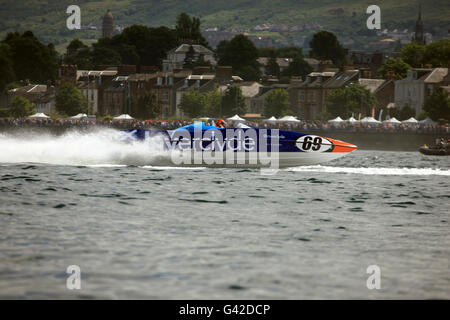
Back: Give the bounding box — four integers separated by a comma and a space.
285, 165, 450, 176
0, 128, 172, 166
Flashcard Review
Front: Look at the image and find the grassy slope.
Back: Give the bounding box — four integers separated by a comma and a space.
0, 0, 449, 52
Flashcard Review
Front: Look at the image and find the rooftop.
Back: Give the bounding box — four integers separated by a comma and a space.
77, 70, 118, 80
8, 84, 48, 94
169, 44, 213, 55
423, 68, 448, 83
358, 78, 386, 93
257, 57, 292, 68
323, 70, 360, 88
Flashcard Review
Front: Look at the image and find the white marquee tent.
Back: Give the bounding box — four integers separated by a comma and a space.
402, 117, 418, 124
28, 113, 50, 119
236, 122, 251, 128
277, 116, 300, 123
70, 113, 88, 119
360, 116, 381, 124
226, 114, 246, 122
382, 117, 401, 124
418, 117, 437, 125
113, 114, 134, 120
346, 116, 359, 123
263, 116, 277, 123
328, 116, 344, 123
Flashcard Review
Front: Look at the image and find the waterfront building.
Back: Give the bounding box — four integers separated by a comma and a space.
395, 68, 450, 116
7, 84, 55, 114
162, 44, 216, 72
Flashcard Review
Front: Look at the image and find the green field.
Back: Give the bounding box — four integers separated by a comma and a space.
0, 0, 449, 52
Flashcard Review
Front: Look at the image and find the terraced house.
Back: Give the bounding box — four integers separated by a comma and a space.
395, 68, 450, 116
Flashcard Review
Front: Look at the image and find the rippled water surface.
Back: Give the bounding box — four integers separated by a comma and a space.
0, 130, 449, 299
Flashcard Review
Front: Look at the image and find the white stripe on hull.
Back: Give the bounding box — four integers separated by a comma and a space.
152, 151, 350, 168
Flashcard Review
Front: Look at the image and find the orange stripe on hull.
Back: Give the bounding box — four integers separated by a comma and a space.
325, 138, 358, 153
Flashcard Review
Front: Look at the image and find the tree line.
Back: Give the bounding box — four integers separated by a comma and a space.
179, 86, 291, 119
378, 40, 450, 79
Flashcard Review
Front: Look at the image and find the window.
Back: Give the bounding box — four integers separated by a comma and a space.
298, 90, 305, 102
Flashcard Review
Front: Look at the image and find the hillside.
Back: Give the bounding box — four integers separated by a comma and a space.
0, 0, 449, 52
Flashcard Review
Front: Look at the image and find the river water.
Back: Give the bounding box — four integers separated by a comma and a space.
0, 129, 449, 299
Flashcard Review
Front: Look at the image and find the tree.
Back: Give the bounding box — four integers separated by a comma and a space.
67, 39, 87, 55
378, 58, 411, 80
417, 110, 429, 121
92, 25, 178, 68
266, 49, 280, 77
326, 83, 377, 119
398, 104, 416, 120
175, 13, 209, 48
179, 90, 205, 118
281, 55, 312, 78
216, 40, 230, 60
183, 45, 196, 69
116, 43, 140, 66
55, 82, 88, 116
275, 47, 304, 58
118, 25, 178, 67
64, 39, 93, 69
92, 45, 122, 67
132, 92, 159, 119
316, 110, 333, 121
399, 42, 426, 67
9, 96, 34, 118
218, 35, 261, 81
0, 43, 15, 92
193, 54, 211, 68
423, 87, 450, 121
258, 46, 304, 59
221, 85, 247, 117
264, 89, 291, 117
309, 31, 346, 67
204, 89, 221, 117
423, 39, 450, 67
2, 31, 58, 83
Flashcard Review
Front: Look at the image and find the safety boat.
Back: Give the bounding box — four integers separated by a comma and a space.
124, 121, 357, 168
419, 145, 450, 156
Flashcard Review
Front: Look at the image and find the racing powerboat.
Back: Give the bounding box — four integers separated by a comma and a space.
124, 122, 357, 168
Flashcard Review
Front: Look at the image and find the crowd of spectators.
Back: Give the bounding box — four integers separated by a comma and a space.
0, 117, 448, 134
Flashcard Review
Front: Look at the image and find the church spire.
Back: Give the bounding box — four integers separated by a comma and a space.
414, 4, 425, 45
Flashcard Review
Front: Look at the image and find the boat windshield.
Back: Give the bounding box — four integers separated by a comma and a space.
173, 122, 220, 132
